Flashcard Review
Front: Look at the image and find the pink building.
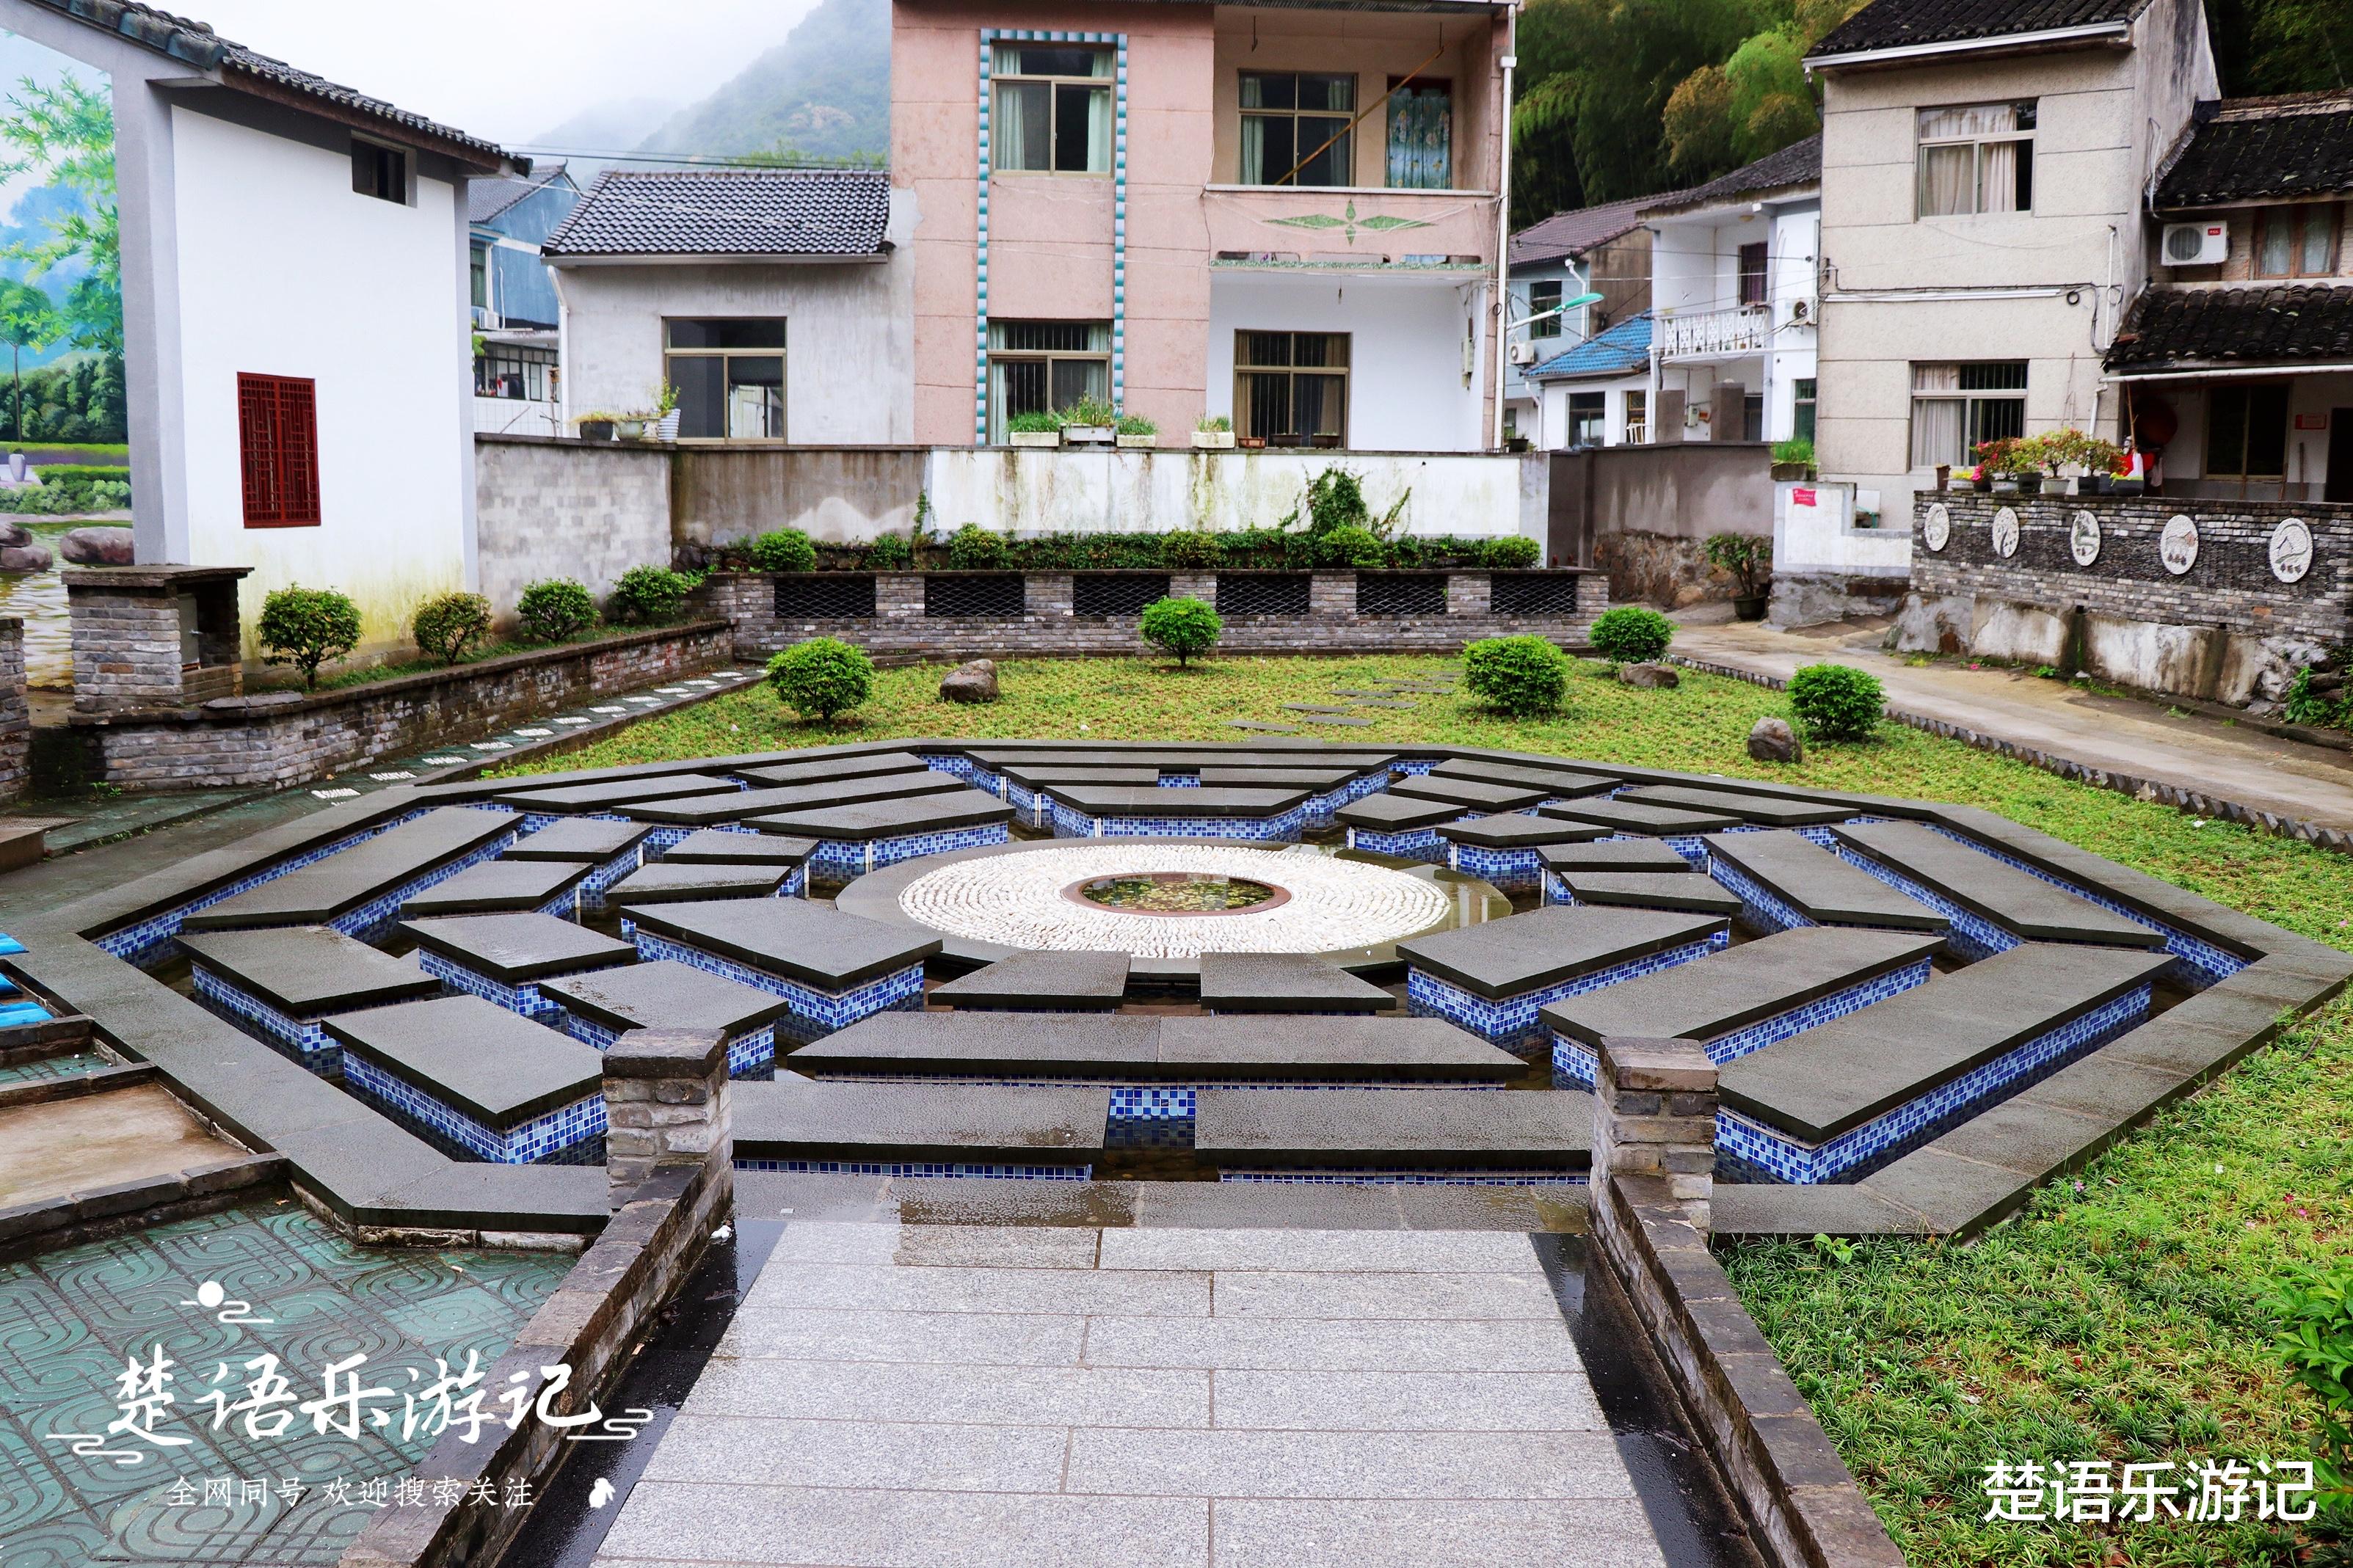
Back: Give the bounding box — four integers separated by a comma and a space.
892, 0, 1515, 451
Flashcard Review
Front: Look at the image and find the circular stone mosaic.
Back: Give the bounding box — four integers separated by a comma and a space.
897, 842, 1453, 958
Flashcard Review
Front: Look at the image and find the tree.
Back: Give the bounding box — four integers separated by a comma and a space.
0, 280, 60, 444
0, 74, 121, 354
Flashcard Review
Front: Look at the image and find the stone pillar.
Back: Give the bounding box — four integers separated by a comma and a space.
1310, 572, 1353, 618
1445, 571, 1491, 616
65, 564, 250, 713
1593, 1035, 1717, 1233
603, 1027, 733, 1214
1574, 572, 1610, 618
0, 618, 25, 806
1168, 572, 1215, 605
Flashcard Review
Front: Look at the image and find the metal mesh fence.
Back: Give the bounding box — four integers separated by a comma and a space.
923, 574, 1027, 619
1488, 572, 1582, 618
1215, 573, 1312, 616
1072, 573, 1171, 618
1354, 573, 1447, 616
774, 574, 876, 619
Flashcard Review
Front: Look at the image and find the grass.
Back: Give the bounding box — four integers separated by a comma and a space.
508, 652, 2353, 1561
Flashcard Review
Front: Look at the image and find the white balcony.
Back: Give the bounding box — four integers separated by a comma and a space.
1659, 304, 1772, 363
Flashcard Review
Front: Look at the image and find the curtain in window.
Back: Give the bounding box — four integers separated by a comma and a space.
1917, 145, 1974, 216
996, 81, 1042, 172
2302, 209, 2336, 274
1240, 114, 1267, 185
1917, 104, 2020, 216
1088, 82, 1113, 174
1979, 140, 2020, 214
1386, 84, 1451, 189
1910, 400, 1963, 467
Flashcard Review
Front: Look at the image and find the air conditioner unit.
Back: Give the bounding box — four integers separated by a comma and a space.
2161, 220, 2228, 266
1508, 340, 1540, 366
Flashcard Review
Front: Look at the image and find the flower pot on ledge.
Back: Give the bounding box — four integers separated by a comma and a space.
1116, 434, 1157, 449
1008, 431, 1060, 449
1733, 593, 1767, 621
1193, 430, 1236, 450
1063, 425, 1114, 445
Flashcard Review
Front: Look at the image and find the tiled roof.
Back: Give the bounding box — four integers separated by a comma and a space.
2153, 95, 2353, 211
1810, 0, 2148, 59
32, 0, 512, 167
2104, 285, 2353, 371
1642, 136, 1820, 216
1510, 195, 1662, 269
542, 170, 892, 258
469, 164, 569, 225
1528, 312, 1653, 380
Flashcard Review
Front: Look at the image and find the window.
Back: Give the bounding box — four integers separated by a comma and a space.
1386, 79, 1450, 189
987, 320, 1109, 442
475, 341, 556, 402
1910, 362, 2026, 467
666, 319, 785, 440
1240, 72, 1356, 187
1792, 377, 1816, 444
1234, 330, 1349, 443
469, 243, 489, 311
1566, 392, 1605, 448
1742, 394, 1764, 442
2205, 383, 2291, 481
1737, 242, 1769, 307
1916, 101, 2034, 218
1528, 279, 1564, 340
1624, 389, 1648, 444
2255, 205, 2339, 279
236, 373, 321, 528
352, 140, 407, 204
993, 45, 1111, 174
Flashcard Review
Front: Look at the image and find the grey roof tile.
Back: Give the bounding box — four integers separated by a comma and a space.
1811, 0, 2149, 58
544, 169, 891, 258
2154, 95, 2353, 210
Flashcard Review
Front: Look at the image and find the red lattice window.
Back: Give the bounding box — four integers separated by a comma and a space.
236, 373, 321, 527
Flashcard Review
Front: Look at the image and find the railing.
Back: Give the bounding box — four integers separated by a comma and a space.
1658, 304, 1772, 362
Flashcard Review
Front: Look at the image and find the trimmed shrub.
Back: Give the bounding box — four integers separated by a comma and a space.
411, 591, 492, 666
863, 533, 912, 569
1788, 663, 1885, 742
1464, 635, 1571, 717
1161, 530, 1221, 570
748, 528, 817, 574
1315, 524, 1386, 568
517, 578, 597, 643
1588, 605, 1673, 664
258, 586, 360, 690
947, 523, 1012, 570
1139, 596, 1222, 667
1482, 535, 1541, 569
607, 564, 698, 624
767, 636, 875, 722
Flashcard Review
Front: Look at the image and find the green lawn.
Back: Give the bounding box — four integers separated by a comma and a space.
511, 653, 2352, 1564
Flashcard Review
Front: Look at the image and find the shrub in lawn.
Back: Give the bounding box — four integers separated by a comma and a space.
766, 636, 875, 722
607, 564, 698, 624
1315, 524, 1387, 568
1482, 535, 1541, 569
1161, 530, 1221, 570
948, 523, 1011, 570
1139, 596, 1222, 667
1788, 662, 1885, 742
1464, 635, 1571, 717
258, 586, 360, 690
411, 591, 492, 666
2263, 1261, 2353, 1504
516, 578, 597, 643
748, 528, 817, 574
1588, 605, 1673, 664
863, 533, 913, 569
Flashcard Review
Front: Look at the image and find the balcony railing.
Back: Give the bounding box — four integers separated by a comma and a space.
1659, 304, 1772, 362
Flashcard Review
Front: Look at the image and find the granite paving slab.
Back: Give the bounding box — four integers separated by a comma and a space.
1435, 814, 1609, 850
182, 807, 520, 930
1155, 1016, 1524, 1082
501, 816, 652, 862
1557, 871, 1745, 918
732, 1079, 1113, 1162
1429, 759, 1618, 798
1228, 721, 1299, 732
178, 927, 440, 1015
1536, 839, 1694, 875
1334, 795, 1468, 834
626, 773, 965, 826
1537, 798, 1745, 835
792, 1012, 1162, 1076
1196, 952, 1394, 1013
623, 898, 942, 991
744, 789, 1015, 841
1196, 766, 1375, 791
1831, 820, 2166, 948
608, 861, 792, 905
321, 994, 603, 1130
490, 771, 741, 813
1193, 1087, 1593, 1167
1386, 775, 1554, 812
399, 857, 591, 918
997, 766, 1164, 790
659, 829, 817, 867
1349, 699, 1419, 710
928, 951, 1132, 1011
735, 754, 939, 788
1616, 785, 1856, 826
1044, 785, 1312, 818
1706, 829, 1949, 932
1397, 906, 1727, 999
398, 911, 638, 984
536, 960, 791, 1040
1295, 714, 1375, 726
1541, 927, 1948, 1049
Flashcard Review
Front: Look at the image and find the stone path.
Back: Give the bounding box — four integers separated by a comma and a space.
589, 1222, 1668, 1568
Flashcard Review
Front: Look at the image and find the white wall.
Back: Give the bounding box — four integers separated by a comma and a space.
473, 395, 562, 437
1775, 480, 1911, 575
1207, 271, 1489, 452
1536, 373, 1649, 449
172, 106, 473, 657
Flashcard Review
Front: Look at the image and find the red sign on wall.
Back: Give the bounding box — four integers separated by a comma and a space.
1792, 486, 1818, 506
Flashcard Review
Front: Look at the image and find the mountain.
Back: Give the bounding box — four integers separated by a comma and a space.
531, 97, 680, 158
637, 0, 889, 162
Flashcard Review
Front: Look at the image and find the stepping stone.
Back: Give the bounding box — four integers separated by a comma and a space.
1830, 820, 2169, 960
1618, 784, 1857, 827
401, 858, 595, 921
491, 771, 740, 814
1348, 699, 1417, 710
1196, 952, 1394, 1015
324, 995, 606, 1164
742, 790, 1014, 878
993, 765, 1162, 826
1541, 926, 1945, 1084
1158, 1015, 1522, 1083
799, 1011, 1160, 1076
1039, 785, 1312, 843
1194, 1087, 1592, 1174
183, 807, 519, 937
625, 773, 964, 828
929, 950, 1132, 1012
1227, 720, 1298, 733
181, 927, 438, 1066
1718, 943, 2172, 1183
1334, 792, 1467, 861
1537, 838, 1693, 878
732, 1078, 1110, 1173
1281, 704, 1352, 713
1706, 829, 1949, 935
1295, 714, 1375, 726
661, 828, 816, 868
1329, 688, 1400, 698
537, 960, 792, 1076
1195, 766, 1372, 792
620, 897, 941, 1039
399, 911, 637, 1018
1431, 813, 1610, 891
1387, 774, 1553, 813
735, 754, 945, 789
503, 817, 651, 863
1554, 870, 1744, 919
1538, 797, 1745, 837
1430, 759, 1616, 798
610, 861, 793, 906
1398, 905, 1728, 1047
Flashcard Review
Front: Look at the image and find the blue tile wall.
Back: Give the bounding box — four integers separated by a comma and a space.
630, 930, 925, 1037
575, 847, 648, 914
416, 950, 583, 1024
1447, 840, 1545, 891
559, 1008, 778, 1077
1706, 855, 1816, 936
1549, 955, 1935, 1087
190, 967, 352, 1073
322, 834, 522, 944
1219, 1167, 1585, 1187
733, 1158, 1091, 1181
1345, 825, 1448, 862
1830, 847, 2020, 961
1407, 937, 1720, 1047
809, 823, 1009, 876
1048, 801, 1308, 844
341, 1052, 605, 1164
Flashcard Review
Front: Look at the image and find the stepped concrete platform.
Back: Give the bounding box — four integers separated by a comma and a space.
733, 1078, 1111, 1176
1436, 814, 1609, 890
1399, 906, 1728, 1047
1830, 820, 2168, 961
743, 790, 1015, 876
625, 773, 966, 830
1538, 839, 1693, 881
537, 959, 791, 1076
1428, 758, 1618, 798
622, 897, 941, 1039
659, 828, 816, 868
1618, 785, 1855, 827
997, 766, 1162, 824
1717, 942, 2173, 1182
1195, 1087, 1593, 1178
180, 807, 518, 938
322, 995, 606, 1164
1706, 829, 1949, 936
491, 771, 741, 814
1335, 793, 1470, 860
400, 858, 594, 921
1196, 952, 1394, 1015
929, 951, 1132, 1012
181, 927, 438, 1066
1537, 798, 1745, 851
735, 754, 939, 789
608, 861, 794, 906
1387, 775, 1553, 814
1554, 871, 1744, 919
399, 911, 636, 997
1541, 927, 1945, 1085
1042, 785, 1313, 845
501, 817, 652, 864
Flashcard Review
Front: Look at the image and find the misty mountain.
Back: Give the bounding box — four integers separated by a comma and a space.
637, 0, 889, 162
530, 96, 680, 158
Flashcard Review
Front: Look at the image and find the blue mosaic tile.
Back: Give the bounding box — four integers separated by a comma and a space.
1407, 938, 1721, 1047
341, 1052, 606, 1164
1549, 955, 1935, 1087
1048, 801, 1308, 844
1219, 1168, 1585, 1186
1345, 825, 1448, 862
1447, 841, 1544, 891
1706, 854, 1816, 936
733, 1158, 1090, 1180
415, 949, 593, 1024
1829, 847, 2021, 961
630, 930, 925, 1037
188, 968, 361, 1074
324, 832, 521, 943
577, 847, 649, 914
809, 823, 1009, 876
559, 1007, 779, 1077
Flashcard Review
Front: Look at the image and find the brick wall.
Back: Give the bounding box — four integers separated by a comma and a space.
474, 437, 676, 629
0, 619, 26, 806
67, 588, 185, 712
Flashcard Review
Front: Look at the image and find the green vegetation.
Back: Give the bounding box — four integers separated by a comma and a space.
1115, 413, 1157, 437
1770, 437, 1815, 468
748, 527, 818, 574
2285, 665, 2347, 731
947, 523, 1013, 570
1314, 523, 1386, 569
1788, 660, 1885, 741
1138, 596, 1221, 668
1005, 410, 1061, 436
256, 586, 361, 691
410, 591, 493, 667
1196, 414, 1233, 434
1588, 604, 1674, 664
1055, 395, 1119, 430
1703, 530, 1773, 599
516, 578, 598, 643
1463, 635, 1571, 716
605, 564, 699, 624
765, 636, 875, 723
1160, 530, 1220, 570
636, 0, 887, 164
1482, 535, 1542, 570
2265, 1261, 2353, 1506
862, 532, 912, 570
0, 473, 126, 513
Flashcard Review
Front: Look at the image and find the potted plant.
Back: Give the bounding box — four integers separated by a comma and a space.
1770, 437, 1816, 481
576, 412, 621, 442
1193, 415, 1235, 451
1237, 434, 1267, 450
1007, 410, 1061, 448
1704, 531, 1772, 620
1115, 413, 1159, 449
652, 382, 681, 442
1058, 395, 1118, 445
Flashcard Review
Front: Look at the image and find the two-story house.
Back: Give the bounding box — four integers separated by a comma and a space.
471, 164, 580, 437
1501, 193, 1654, 445
891, 0, 1515, 450
2110, 92, 2353, 502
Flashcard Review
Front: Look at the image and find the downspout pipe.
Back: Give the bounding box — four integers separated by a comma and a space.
1491, 7, 1517, 451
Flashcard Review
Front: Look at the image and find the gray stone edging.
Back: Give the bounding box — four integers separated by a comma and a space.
0, 1151, 287, 1263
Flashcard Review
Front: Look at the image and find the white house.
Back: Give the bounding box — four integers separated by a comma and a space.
1502, 194, 1655, 447
1524, 312, 1655, 450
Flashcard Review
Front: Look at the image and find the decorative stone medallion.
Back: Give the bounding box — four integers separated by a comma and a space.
2068, 509, 2101, 567
2269, 517, 2315, 584
2161, 514, 2200, 575
1921, 502, 1950, 552
1990, 506, 2021, 559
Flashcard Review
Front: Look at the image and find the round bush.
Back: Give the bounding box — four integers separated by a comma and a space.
1138, 596, 1222, 667
411, 591, 492, 667
748, 528, 817, 574
516, 577, 597, 643
1482, 535, 1541, 569
1588, 605, 1674, 665
948, 524, 1011, 570
1315, 524, 1386, 569
1463, 635, 1571, 717
607, 564, 698, 624
864, 533, 912, 569
257, 585, 360, 690
766, 636, 876, 722
1788, 663, 1885, 742
1161, 530, 1221, 570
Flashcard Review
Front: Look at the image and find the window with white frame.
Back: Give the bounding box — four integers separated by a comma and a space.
1528, 279, 1564, 340
666, 319, 785, 440
1240, 72, 1356, 187
1916, 101, 2035, 218
1910, 362, 2026, 467
1624, 389, 1648, 444
987, 320, 1110, 442
992, 45, 1112, 174
1566, 391, 1605, 448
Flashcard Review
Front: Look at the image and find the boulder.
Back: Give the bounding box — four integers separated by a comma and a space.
1618, 661, 1679, 690
1881, 591, 1974, 657
0, 543, 51, 572
0, 519, 28, 549
59, 525, 134, 566
1748, 715, 1803, 765
939, 657, 1000, 705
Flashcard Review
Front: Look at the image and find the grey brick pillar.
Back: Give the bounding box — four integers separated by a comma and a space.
603, 1027, 732, 1214
1575, 572, 1610, 618
0, 617, 24, 805
1592, 1035, 1717, 1234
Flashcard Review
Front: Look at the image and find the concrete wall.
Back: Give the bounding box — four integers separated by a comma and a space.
1545, 442, 1775, 602
474, 437, 674, 624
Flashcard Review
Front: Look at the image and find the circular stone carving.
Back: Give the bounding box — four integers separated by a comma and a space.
1921, 502, 1951, 553
898, 842, 1452, 959
2161, 514, 2200, 575
2068, 508, 2101, 567
2269, 517, 2315, 584
1990, 506, 2021, 559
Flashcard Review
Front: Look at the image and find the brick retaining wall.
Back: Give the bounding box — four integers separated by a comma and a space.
0, 618, 26, 805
